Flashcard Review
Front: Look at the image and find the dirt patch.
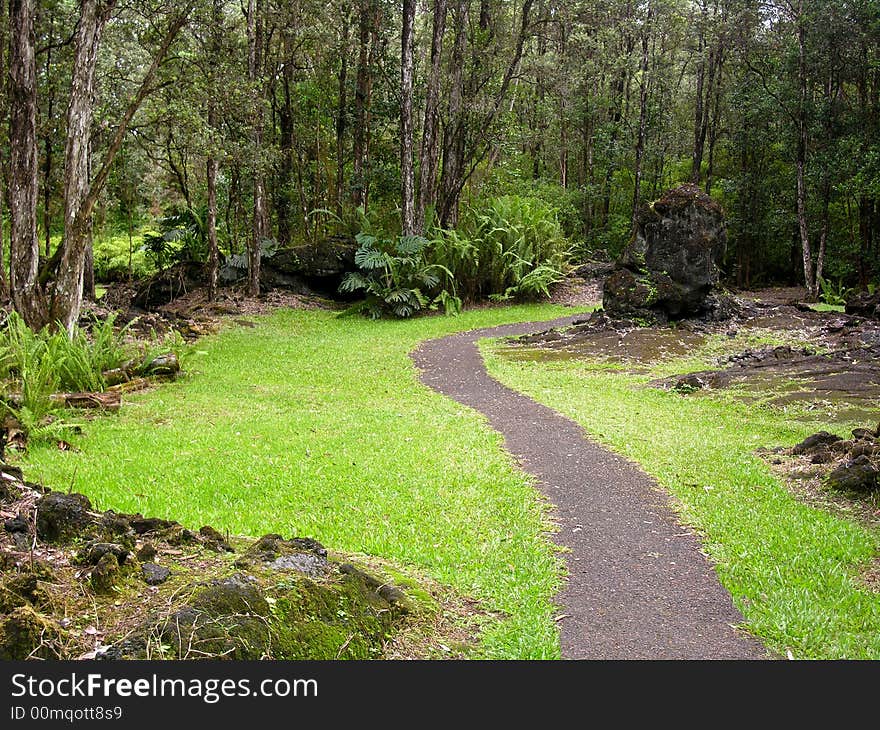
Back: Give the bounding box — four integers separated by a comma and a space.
502, 289, 880, 427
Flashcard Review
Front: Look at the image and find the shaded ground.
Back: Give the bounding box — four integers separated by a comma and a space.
413, 316, 768, 659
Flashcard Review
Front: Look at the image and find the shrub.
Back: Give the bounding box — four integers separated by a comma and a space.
339, 233, 460, 319
434, 195, 570, 302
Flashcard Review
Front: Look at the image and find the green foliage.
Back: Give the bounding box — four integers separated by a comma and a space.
339, 233, 459, 319
93, 232, 153, 282
817, 276, 851, 307
0, 312, 159, 443
441, 195, 570, 302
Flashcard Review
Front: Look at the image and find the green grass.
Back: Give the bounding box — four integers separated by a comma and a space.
482, 339, 880, 659
19, 303, 588, 659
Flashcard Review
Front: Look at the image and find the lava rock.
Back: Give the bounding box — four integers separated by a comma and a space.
76, 542, 130, 567
141, 563, 171, 586
792, 431, 843, 455
0, 606, 60, 660
199, 525, 234, 553
136, 542, 157, 562
845, 289, 880, 319
602, 184, 727, 321
235, 534, 328, 577
4, 516, 28, 534
827, 455, 879, 492
35, 492, 95, 543
90, 553, 121, 594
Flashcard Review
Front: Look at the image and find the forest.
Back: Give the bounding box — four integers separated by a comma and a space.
2, 0, 880, 668
0, 0, 878, 330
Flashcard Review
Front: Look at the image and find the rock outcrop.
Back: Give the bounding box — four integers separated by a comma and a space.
602, 184, 729, 323
0, 464, 449, 661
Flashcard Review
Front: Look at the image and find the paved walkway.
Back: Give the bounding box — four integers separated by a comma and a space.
412, 315, 768, 659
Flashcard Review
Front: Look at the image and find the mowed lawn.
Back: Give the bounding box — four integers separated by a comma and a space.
21, 304, 588, 659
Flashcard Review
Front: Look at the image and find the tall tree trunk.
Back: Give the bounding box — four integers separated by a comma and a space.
334, 7, 350, 215
437, 0, 469, 229
794, 0, 814, 297
53, 0, 115, 332
400, 0, 416, 236
416, 0, 447, 233
631, 4, 652, 235
690, 0, 708, 184
352, 0, 375, 210
0, 0, 7, 294
50, 2, 191, 332
205, 0, 222, 300
206, 156, 219, 299
9, 0, 44, 327
42, 12, 55, 258
278, 33, 295, 246
247, 0, 264, 296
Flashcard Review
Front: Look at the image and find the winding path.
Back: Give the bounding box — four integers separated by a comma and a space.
412, 315, 768, 659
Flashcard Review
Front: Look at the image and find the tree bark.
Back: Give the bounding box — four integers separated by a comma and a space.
437, 0, 469, 229
416, 0, 447, 233
794, 0, 815, 297
352, 0, 376, 210
631, 4, 652, 236
335, 6, 350, 215
247, 0, 264, 297
50, 2, 192, 332
400, 0, 416, 236
9, 0, 44, 327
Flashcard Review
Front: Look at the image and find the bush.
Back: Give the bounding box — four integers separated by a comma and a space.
434, 195, 570, 302
339, 233, 460, 319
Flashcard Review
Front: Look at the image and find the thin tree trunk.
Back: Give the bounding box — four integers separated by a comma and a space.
50, 2, 192, 332
632, 4, 652, 235
9, 0, 44, 327
54, 0, 114, 330
400, 0, 416, 236
205, 0, 222, 300
247, 0, 264, 296
416, 0, 447, 233
438, 0, 468, 229
352, 0, 373, 209
335, 6, 350, 215
794, 0, 814, 297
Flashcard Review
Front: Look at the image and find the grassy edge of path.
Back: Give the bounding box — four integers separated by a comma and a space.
20, 303, 590, 659
481, 340, 880, 659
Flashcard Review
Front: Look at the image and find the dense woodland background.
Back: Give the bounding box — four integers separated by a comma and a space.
1, 0, 879, 329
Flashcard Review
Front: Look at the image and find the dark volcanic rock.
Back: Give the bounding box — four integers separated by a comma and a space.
792, 431, 843, 455
36, 492, 95, 543
235, 534, 329, 576
602, 184, 728, 322
845, 290, 880, 319
827, 455, 879, 492
141, 562, 171, 586
90, 553, 121, 594
76, 542, 130, 566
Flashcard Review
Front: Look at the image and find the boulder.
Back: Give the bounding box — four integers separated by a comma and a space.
845, 290, 880, 319
792, 431, 843, 455
826, 455, 879, 492
602, 184, 728, 322
141, 562, 171, 586
36, 492, 95, 543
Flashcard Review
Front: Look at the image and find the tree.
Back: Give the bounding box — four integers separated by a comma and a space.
8, 0, 43, 327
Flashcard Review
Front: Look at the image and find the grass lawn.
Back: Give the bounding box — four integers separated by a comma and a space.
20, 303, 588, 659
482, 338, 880, 659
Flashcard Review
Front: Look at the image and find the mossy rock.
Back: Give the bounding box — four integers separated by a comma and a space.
0, 606, 61, 660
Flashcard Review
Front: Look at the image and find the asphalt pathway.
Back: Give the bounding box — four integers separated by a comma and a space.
412, 315, 768, 659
